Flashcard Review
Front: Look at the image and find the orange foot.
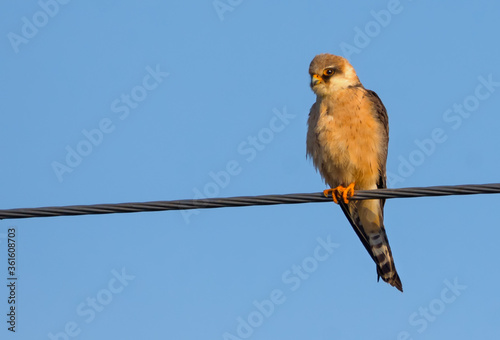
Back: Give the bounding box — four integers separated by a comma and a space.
323, 183, 355, 204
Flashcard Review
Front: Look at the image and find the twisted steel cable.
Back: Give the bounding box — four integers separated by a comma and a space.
1, 183, 500, 220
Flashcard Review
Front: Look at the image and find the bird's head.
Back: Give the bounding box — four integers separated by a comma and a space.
309, 54, 361, 97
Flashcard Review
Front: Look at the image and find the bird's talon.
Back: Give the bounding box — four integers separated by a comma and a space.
323, 189, 340, 204
324, 183, 355, 204
342, 182, 355, 204
323, 187, 342, 204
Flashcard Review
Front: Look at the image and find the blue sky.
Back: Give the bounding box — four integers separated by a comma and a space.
1, 0, 500, 339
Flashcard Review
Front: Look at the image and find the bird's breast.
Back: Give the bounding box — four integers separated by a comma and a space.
307, 91, 383, 188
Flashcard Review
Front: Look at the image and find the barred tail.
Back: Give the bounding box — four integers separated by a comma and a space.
368, 230, 403, 292
339, 200, 403, 292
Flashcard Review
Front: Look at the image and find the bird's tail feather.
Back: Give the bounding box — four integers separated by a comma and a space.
338, 200, 403, 292
367, 229, 403, 292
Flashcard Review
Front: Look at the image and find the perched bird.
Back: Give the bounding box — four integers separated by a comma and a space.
306, 53, 402, 292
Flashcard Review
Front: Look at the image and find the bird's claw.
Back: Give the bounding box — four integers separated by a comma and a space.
323, 182, 355, 204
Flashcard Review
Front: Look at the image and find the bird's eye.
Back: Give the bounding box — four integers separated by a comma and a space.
323, 68, 335, 76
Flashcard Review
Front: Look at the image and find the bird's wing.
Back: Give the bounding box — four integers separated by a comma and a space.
365, 89, 389, 209
338, 200, 374, 261
365, 90, 389, 185
338, 88, 389, 260
340, 89, 402, 291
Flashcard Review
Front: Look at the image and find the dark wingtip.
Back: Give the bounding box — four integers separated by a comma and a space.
391, 273, 403, 292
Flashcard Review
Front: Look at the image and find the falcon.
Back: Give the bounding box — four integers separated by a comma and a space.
306, 53, 402, 291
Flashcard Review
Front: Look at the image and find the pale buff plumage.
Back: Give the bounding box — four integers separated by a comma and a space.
306, 54, 402, 291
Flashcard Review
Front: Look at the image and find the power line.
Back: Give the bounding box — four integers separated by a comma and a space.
1, 183, 499, 220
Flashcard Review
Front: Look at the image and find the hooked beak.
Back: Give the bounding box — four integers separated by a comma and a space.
311, 74, 322, 87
